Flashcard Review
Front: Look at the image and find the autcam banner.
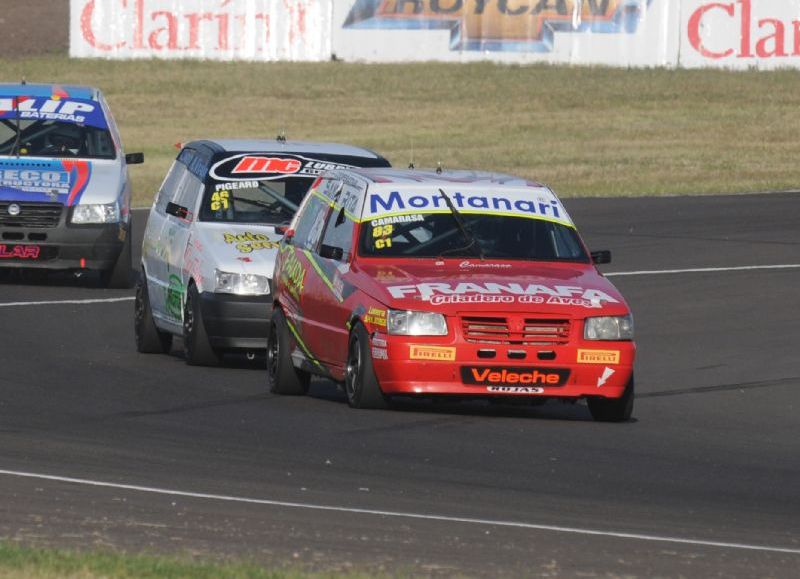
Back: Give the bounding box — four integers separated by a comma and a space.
70, 0, 333, 61
332, 0, 680, 65
679, 0, 800, 69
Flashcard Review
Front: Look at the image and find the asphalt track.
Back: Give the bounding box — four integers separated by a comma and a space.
0, 193, 799, 577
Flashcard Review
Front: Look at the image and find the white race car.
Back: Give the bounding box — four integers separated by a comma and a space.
135, 138, 390, 365
0, 83, 143, 286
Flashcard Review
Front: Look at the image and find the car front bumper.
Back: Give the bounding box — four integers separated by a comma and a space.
199, 291, 272, 350
371, 338, 635, 400
0, 218, 126, 271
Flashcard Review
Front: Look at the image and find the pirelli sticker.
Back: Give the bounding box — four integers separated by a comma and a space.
577, 349, 620, 365
409, 345, 456, 362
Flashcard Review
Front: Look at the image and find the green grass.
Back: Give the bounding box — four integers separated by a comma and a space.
0, 542, 372, 579
3, 56, 800, 206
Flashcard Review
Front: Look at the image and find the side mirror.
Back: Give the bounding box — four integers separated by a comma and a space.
319, 244, 344, 261
166, 201, 190, 220
283, 228, 295, 244
125, 152, 145, 164
591, 250, 612, 265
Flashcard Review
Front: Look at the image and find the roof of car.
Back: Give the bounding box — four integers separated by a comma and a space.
329, 167, 546, 189
0, 83, 100, 100
186, 139, 387, 160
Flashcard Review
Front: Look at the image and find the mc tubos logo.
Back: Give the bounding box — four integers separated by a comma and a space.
232, 157, 302, 175
461, 366, 569, 386
344, 0, 654, 52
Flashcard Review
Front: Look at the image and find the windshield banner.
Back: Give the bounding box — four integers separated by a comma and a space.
364, 188, 574, 226
0, 97, 108, 129
70, 0, 332, 61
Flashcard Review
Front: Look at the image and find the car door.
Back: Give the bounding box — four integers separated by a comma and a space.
279, 185, 333, 364
163, 166, 204, 324
310, 184, 359, 365
142, 160, 190, 326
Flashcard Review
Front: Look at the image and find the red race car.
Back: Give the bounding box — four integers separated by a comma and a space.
269, 169, 635, 421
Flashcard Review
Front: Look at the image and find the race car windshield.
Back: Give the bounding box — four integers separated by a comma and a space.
359, 213, 590, 262
0, 119, 116, 159
199, 178, 309, 224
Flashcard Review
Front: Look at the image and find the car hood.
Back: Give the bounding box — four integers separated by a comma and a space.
189, 222, 284, 276
0, 156, 123, 206
352, 259, 630, 317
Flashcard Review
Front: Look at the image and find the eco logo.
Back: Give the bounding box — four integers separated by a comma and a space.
343, 0, 654, 52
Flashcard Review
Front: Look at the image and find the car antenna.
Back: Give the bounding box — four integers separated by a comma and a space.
276, 129, 286, 143
408, 138, 415, 169
436, 161, 443, 175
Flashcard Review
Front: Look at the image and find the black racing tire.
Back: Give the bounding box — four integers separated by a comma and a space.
588, 376, 634, 422
133, 273, 172, 354
134, 274, 173, 354
267, 308, 310, 395
183, 283, 220, 366
101, 225, 133, 289
344, 322, 388, 410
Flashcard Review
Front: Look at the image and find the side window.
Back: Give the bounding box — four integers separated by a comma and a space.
320, 204, 354, 260
292, 195, 330, 251
155, 162, 189, 215
175, 174, 204, 216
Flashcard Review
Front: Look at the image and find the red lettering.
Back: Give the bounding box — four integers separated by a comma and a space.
150, 11, 179, 50
216, 13, 230, 51
519, 373, 531, 384
186, 12, 214, 50
506, 373, 518, 384
756, 19, 787, 57
795, 21, 800, 55
472, 369, 490, 382
81, 0, 126, 51
0, 245, 40, 259
232, 157, 302, 174
739, 0, 753, 57
133, 0, 145, 49
488, 372, 501, 382
688, 2, 735, 59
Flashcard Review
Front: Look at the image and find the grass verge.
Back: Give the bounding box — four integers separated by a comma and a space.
0, 542, 365, 579
3, 56, 800, 206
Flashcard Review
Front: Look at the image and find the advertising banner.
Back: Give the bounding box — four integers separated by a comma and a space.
332, 0, 680, 65
679, 0, 800, 69
70, 0, 333, 61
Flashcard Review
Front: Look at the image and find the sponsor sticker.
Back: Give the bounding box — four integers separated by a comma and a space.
209, 154, 358, 182
0, 244, 40, 260
223, 231, 279, 253
409, 345, 456, 362
487, 386, 545, 394
577, 349, 620, 365
461, 366, 569, 386
371, 346, 388, 360
364, 307, 387, 327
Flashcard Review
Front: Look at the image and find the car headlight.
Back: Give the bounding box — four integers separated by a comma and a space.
70, 202, 121, 224
214, 269, 271, 296
387, 309, 448, 336
584, 315, 634, 341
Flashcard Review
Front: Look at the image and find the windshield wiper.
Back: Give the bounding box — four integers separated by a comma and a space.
438, 188, 485, 260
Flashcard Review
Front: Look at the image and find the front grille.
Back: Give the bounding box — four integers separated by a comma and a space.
461, 316, 571, 345
0, 202, 63, 228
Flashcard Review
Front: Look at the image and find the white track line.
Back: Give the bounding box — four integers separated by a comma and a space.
0, 297, 134, 308
0, 469, 797, 555
606, 264, 800, 277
